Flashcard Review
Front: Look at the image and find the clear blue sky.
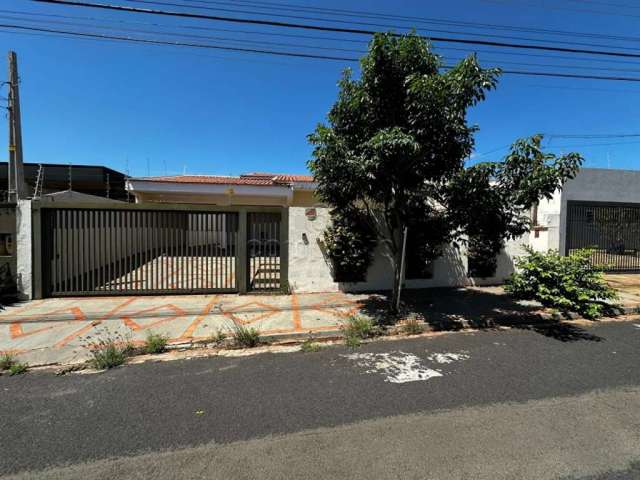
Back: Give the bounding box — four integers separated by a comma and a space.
2, 0, 640, 178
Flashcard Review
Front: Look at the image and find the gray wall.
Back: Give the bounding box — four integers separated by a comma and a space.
559, 168, 640, 254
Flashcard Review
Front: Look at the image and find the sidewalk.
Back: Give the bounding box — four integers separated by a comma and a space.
0, 292, 368, 366
2, 276, 638, 367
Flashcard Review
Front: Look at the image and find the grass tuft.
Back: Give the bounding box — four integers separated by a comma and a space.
144, 332, 169, 354
341, 315, 380, 347
207, 330, 228, 346
8, 362, 27, 375
401, 315, 425, 335
232, 324, 261, 348
0, 353, 16, 370
89, 338, 131, 370
300, 337, 322, 353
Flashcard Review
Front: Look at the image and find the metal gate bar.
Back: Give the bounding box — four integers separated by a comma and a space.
42, 208, 239, 296
566, 202, 640, 272
248, 212, 281, 291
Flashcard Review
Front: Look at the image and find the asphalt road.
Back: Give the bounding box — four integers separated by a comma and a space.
2, 320, 640, 479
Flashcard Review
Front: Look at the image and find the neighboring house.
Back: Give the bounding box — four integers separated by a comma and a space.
0, 162, 129, 202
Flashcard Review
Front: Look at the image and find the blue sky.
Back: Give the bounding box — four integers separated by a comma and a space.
1, 0, 640, 178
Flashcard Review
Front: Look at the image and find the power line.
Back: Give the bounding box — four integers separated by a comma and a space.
0, 15, 366, 54
0, 23, 358, 60
30, 0, 640, 60
481, 0, 640, 19
9, 15, 640, 74
6, 21, 640, 82
114, 0, 640, 51
127, 0, 640, 44
546, 133, 640, 139
11, 7, 640, 68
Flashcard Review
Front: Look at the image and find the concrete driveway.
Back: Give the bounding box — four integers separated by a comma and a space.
0, 292, 367, 366
605, 274, 640, 308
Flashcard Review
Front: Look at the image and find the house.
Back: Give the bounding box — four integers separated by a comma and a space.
15, 167, 640, 299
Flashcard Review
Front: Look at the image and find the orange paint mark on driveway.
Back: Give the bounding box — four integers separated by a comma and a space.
121, 304, 186, 331
9, 306, 86, 340
291, 292, 302, 331
54, 297, 138, 349
181, 296, 219, 338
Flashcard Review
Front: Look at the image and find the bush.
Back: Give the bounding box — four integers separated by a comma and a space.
505, 247, 618, 319
232, 324, 261, 348
341, 315, 380, 347
144, 332, 169, 354
89, 338, 130, 370
324, 209, 376, 282
0, 353, 16, 370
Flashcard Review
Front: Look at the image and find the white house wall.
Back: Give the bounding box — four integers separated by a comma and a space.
287, 206, 528, 293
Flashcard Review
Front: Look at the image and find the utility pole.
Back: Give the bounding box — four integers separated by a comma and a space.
7, 51, 26, 202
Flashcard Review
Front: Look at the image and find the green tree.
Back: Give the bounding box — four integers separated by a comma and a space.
308, 32, 582, 310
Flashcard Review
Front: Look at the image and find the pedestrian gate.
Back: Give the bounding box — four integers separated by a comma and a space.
566, 201, 640, 272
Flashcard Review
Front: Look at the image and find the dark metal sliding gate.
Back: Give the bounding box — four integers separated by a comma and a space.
566, 202, 640, 272
42, 208, 239, 296
247, 212, 281, 291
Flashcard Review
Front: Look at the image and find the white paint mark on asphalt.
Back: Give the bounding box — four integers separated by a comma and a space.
633, 324, 640, 330
427, 352, 470, 364
342, 351, 443, 384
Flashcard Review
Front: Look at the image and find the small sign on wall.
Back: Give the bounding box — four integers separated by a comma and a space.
305, 208, 317, 221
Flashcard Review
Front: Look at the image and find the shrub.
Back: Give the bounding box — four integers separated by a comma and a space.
505, 247, 618, 319
0, 353, 16, 370
8, 362, 27, 375
232, 324, 261, 348
401, 315, 425, 335
144, 332, 169, 354
300, 337, 322, 352
324, 209, 376, 282
89, 338, 130, 370
341, 315, 380, 347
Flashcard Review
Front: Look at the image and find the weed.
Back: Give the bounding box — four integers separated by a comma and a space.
300, 337, 322, 353
144, 332, 169, 354
344, 334, 362, 348
341, 315, 379, 340
89, 338, 130, 370
0, 353, 16, 370
8, 362, 27, 375
209, 330, 228, 346
232, 324, 261, 348
401, 315, 425, 335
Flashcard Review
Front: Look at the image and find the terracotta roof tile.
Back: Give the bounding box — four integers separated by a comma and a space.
135, 175, 274, 186
134, 172, 315, 186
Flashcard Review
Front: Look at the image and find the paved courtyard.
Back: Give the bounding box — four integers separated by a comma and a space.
0, 292, 367, 366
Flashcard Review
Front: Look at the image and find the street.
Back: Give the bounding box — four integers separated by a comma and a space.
2, 320, 640, 479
